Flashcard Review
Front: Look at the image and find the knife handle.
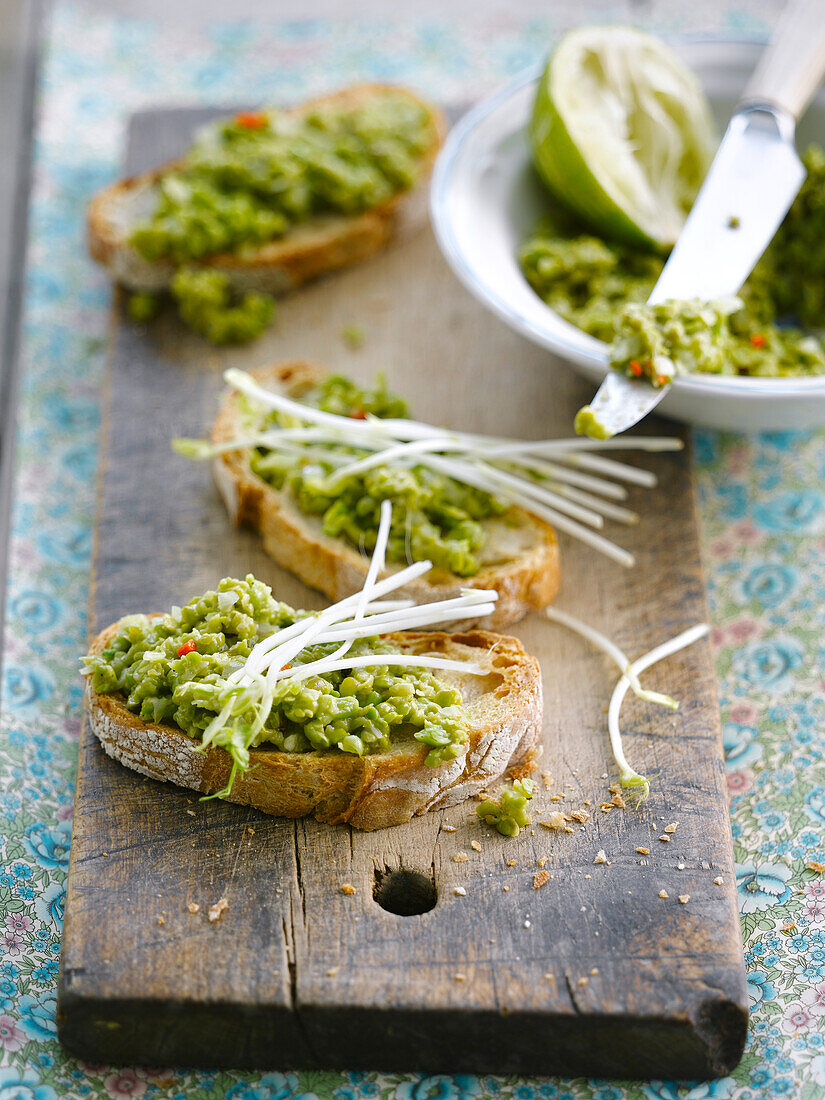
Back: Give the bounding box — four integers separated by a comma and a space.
742, 0, 825, 120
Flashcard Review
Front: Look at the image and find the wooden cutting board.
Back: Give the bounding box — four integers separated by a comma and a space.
58, 106, 748, 1077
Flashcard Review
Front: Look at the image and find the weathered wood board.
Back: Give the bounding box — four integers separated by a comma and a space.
58, 107, 748, 1077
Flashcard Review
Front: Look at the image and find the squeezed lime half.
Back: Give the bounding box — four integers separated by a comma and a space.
530, 26, 717, 251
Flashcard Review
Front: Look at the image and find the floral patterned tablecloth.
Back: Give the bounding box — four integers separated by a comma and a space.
1, 2, 824, 1099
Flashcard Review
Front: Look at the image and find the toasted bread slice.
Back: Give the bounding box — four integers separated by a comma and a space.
86, 622, 542, 831
87, 84, 445, 294
212, 361, 561, 630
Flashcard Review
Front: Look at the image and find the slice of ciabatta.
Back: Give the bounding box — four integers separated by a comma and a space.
87, 84, 445, 294
86, 623, 542, 831
211, 361, 561, 631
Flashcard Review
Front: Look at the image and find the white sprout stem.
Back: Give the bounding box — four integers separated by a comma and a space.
554, 485, 638, 526
424, 454, 636, 568
361, 599, 416, 613
326, 436, 467, 485
316, 498, 394, 679
466, 459, 605, 529
232, 558, 434, 683
355, 498, 392, 621
492, 454, 629, 500
271, 653, 486, 686
565, 452, 657, 488
544, 607, 678, 709
316, 597, 498, 643
608, 624, 710, 788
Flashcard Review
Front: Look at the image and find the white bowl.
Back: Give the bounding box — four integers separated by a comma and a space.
430, 39, 825, 433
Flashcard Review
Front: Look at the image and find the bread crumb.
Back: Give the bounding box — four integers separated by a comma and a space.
577, 976, 588, 988
186, 809, 196, 817
599, 803, 613, 813
608, 783, 620, 794
247, 826, 255, 835
544, 972, 553, 980
593, 850, 609, 865
807, 860, 825, 874
610, 793, 625, 808
584, 874, 591, 880
453, 853, 469, 863
570, 809, 590, 824
550, 795, 563, 802
502, 885, 509, 892
186, 902, 200, 914
533, 870, 551, 890
658, 890, 669, 899
327, 967, 339, 977
679, 894, 690, 905
677, 862, 686, 870
590, 967, 599, 976
540, 812, 566, 830
584, 799, 592, 807
664, 822, 678, 834
157, 915, 165, 926
537, 857, 548, 868
442, 824, 457, 832
636, 847, 650, 856
713, 876, 724, 885
507, 859, 517, 867
208, 897, 228, 922
470, 840, 482, 852
563, 826, 574, 834
658, 835, 671, 843
340, 884, 356, 896
542, 771, 553, 790
454, 887, 467, 897
454, 973, 466, 982
101, 851, 108, 857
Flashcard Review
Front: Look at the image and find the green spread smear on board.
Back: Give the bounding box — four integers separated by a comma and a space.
477, 778, 534, 836
243, 374, 508, 578
84, 576, 469, 795
520, 146, 825, 380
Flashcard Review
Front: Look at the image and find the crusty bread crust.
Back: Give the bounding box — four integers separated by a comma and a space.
86, 622, 543, 830
211, 362, 561, 630
87, 84, 446, 294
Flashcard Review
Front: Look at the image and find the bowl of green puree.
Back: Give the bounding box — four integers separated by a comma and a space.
431, 38, 825, 432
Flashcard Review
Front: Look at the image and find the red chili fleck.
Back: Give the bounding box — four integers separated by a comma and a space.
750, 333, 766, 349
236, 111, 267, 130
281, 663, 291, 671
177, 640, 197, 658
349, 408, 368, 420
629, 359, 642, 377
656, 374, 669, 388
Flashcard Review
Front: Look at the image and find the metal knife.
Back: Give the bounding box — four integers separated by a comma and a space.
578, 0, 825, 439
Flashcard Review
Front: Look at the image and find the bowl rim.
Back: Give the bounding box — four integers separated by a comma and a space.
429, 36, 825, 401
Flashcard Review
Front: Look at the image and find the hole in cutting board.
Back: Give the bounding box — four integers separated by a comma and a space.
373, 867, 437, 916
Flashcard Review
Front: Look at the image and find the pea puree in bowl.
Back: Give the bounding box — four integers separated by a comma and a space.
431, 40, 825, 430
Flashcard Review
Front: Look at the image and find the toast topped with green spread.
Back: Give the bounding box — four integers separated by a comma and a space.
83, 572, 543, 831
87, 84, 445, 342
196, 361, 561, 630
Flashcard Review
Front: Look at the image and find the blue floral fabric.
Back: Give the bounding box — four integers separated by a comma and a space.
1, 2, 824, 1099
